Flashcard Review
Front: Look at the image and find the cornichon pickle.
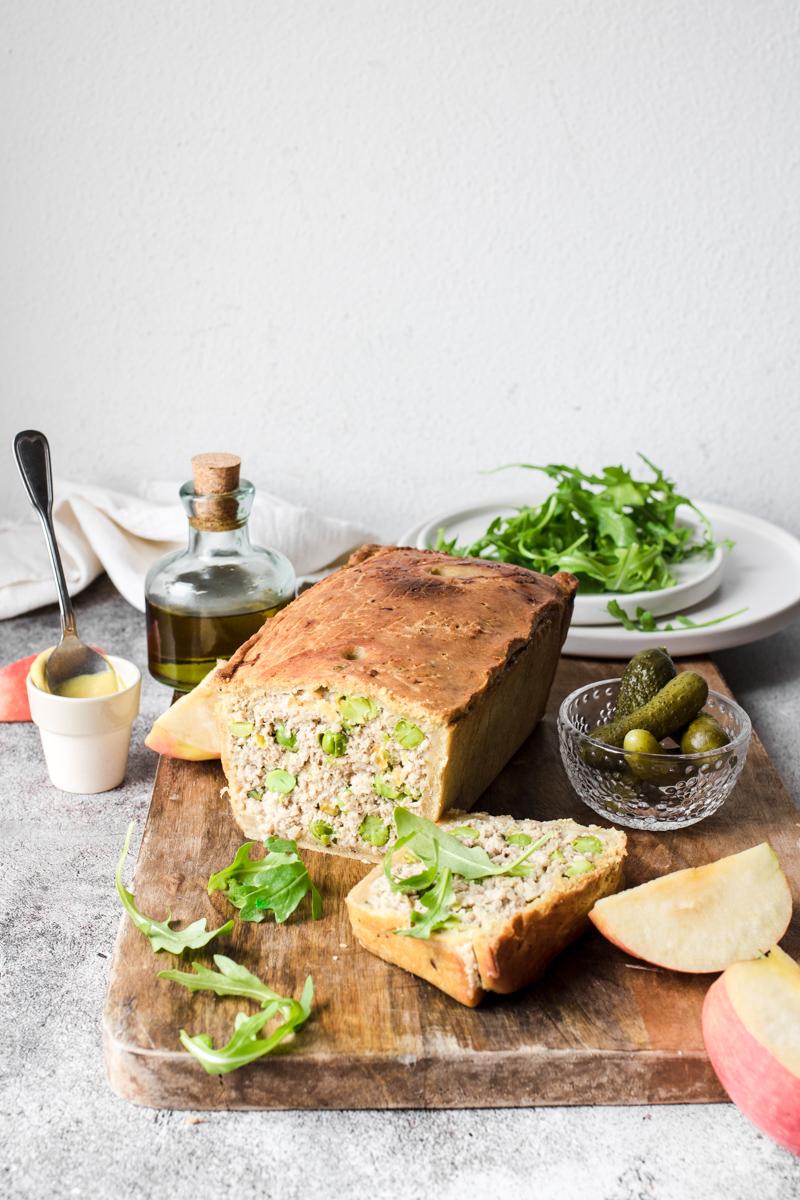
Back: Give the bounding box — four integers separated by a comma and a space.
593, 671, 708, 749
622, 729, 664, 755
623, 728, 680, 783
615, 648, 676, 718
680, 713, 730, 754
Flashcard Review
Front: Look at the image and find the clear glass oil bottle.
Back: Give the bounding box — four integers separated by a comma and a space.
145, 453, 295, 691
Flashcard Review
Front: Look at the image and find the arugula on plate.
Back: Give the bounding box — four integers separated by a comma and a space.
434, 455, 729, 595
208, 837, 322, 924
385, 807, 551, 940
115, 823, 234, 954
606, 599, 748, 632
176, 972, 314, 1076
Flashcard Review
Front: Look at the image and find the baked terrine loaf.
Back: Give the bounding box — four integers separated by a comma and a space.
346, 811, 627, 1005
216, 544, 577, 860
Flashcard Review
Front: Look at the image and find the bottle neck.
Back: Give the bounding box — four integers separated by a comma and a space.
179, 477, 256, 556
187, 524, 253, 557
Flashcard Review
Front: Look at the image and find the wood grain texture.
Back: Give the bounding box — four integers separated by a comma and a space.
103, 658, 800, 1110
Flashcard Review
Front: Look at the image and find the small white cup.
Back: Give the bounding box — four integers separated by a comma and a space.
26, 654, 142, 793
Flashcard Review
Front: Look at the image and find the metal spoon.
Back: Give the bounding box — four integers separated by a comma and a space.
13, 429, 116, 696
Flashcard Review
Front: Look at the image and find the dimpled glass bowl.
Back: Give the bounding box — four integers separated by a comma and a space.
558, 679, 752, 830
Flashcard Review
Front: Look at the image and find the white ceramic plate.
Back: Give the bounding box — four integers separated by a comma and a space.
406, 501, 725, 625
400, 501, 800, 658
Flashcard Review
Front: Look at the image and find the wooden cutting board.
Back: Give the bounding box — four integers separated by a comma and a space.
103, 657, 800, 1110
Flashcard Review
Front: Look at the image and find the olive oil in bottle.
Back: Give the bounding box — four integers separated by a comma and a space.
145, 453, 295, 691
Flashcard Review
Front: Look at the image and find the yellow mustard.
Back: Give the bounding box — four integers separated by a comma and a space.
30, 648, 121, 698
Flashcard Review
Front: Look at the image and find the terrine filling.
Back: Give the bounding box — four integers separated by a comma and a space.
224, 689, 431, 855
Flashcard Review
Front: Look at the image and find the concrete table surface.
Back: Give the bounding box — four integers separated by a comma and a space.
1, 576, 798, 1200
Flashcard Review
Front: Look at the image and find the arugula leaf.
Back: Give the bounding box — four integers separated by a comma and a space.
667, 609, 747, 630
607, 599, 748, 633
208, 841, 294, 893
263, 835, 299, 856
606, 599, 640, 630
160, 953, 299, 1009
383, 834, 439, 894
395, 868, 461, 940
208, 837, 322, 924
393, 807, 543, 881
233, 866, 314, 923
178, 975, 314, 1075
115, 823, 233, 954
433, 456, 726, 595
393, 807, 495, 879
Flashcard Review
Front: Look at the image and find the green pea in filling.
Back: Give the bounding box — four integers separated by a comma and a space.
359, 815, 390, 847
572, 835, 603, 856
265, 769, 297, 795
338, 695, 380, 725
309, 818, 335, 846
274, 724, 297, 750
319, 730, 348, 758
229, 720, 254, 738
504, 831, 533, 847
394, 718, 425, 749
565, 859, 594, 877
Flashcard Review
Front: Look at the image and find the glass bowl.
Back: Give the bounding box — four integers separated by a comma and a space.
557, 678, 752, 830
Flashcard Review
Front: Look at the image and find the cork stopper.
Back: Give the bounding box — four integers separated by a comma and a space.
189, 452, 242, 531
191, 452, 241, 494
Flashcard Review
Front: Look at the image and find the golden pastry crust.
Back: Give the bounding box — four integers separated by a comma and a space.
346, 900, 483, 1005
217, 544, 577, 723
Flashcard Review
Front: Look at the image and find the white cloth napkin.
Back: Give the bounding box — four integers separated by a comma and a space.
0, 479, 376, 620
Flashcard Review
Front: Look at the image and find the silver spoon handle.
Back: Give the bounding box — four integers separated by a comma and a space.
13, 430, 77, 636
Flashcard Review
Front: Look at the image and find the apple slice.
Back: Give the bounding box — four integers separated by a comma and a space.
703, 945, 800, 1155
589, 843, 792, 972
144, 664, 222, 760
0, 653, 38, 721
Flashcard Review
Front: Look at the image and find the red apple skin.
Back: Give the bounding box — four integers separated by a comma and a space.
703, 974, 800, 1155
0, 654, 37, 721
